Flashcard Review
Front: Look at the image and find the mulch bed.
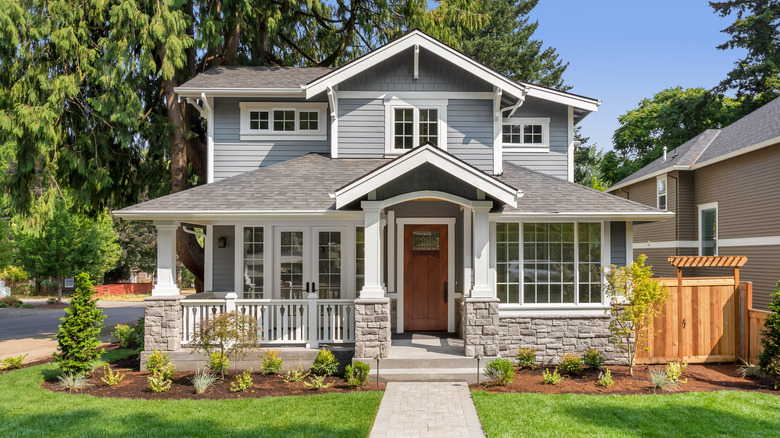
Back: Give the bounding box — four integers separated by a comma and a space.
471, 364, 780, 395
41, 353, 385, 400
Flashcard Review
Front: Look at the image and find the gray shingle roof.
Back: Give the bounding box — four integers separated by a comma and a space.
610, 96, 780, 190
115, 154, 664, 217
178, 66, 334, 90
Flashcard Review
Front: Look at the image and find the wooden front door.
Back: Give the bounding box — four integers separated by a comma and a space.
404, 224, 448, 331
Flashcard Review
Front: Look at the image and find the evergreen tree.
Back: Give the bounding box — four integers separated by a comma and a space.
0, 216, 13, 270
54, 273, 106, 375
758, 283, 780, 389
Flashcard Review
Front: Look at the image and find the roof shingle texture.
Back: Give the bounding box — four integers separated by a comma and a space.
116, 154, 662, 215
179, 66, 334, 90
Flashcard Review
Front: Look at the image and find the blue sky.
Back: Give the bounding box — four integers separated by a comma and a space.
525, 1, 744, 151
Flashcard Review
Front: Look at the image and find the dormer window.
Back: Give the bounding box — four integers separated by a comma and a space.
502, 117, 550, 152
240, 102, 327, 140
384, 98, 447, 155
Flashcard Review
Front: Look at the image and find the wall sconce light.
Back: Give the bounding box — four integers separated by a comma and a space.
218, 237, 227, 248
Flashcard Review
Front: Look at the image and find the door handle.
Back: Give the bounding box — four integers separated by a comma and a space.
305, 282, 310, 293
443, 281, 448, 303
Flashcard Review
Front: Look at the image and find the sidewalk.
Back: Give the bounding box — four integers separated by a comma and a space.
370, 381, 485, 438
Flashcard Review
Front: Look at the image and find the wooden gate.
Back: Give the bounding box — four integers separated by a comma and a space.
636, 277, 743, 364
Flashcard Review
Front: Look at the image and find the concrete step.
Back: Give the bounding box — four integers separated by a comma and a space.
371, 357, 479, 369
374, 367, 488, 384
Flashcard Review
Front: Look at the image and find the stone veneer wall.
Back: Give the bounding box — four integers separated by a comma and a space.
498, 315, 627, 365
461, 297, 499, 357
354, 298, 391, 358
144, 295, 183, 352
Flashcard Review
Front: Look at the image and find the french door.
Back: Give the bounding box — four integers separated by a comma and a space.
274, 227, 348, 299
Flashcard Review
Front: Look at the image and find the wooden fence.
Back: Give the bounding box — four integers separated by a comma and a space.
745, 282, 771, 364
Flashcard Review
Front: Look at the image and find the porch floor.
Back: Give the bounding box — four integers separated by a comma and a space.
388, 332, 466, 359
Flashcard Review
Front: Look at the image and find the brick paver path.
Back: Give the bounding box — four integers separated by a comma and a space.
369, 382, 486, 438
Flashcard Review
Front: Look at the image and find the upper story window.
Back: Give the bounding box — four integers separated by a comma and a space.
502, 117, 550, 153
657, 176, 667, 210
384, 98, 447, 155
699, 202, 718, 256
240, 102, 327, 141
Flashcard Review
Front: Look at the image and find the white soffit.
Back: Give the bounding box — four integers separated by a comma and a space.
334, 144, 521, 209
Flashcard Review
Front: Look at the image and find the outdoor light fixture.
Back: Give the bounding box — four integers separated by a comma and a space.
217, 236, 227, 248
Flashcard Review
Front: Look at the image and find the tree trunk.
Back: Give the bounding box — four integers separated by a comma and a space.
57, 275, 63, 303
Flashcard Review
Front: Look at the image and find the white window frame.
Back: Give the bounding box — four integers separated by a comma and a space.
698, 202, 718, 256
239, 102, 327, 141
384, 98, 448, 155
501, 117, 550, 153
657, 176, 668, 211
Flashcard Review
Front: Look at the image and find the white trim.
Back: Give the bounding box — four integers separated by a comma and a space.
626, 221, 634, 265
501, 117, 551, 153
413, 44, 419, 79
567, 106, 574, 182
656, 175, 668, 211
633, 240, 699, 249
395, 218, 456, 333
114, 211, 365, 221
337, 91, 495, 100
238, 102, 327, 141
493, 87, 503, 175
383, 98, 448, 154
499, 307, 610, 317
204, 225, 213, 291
719, 236, 780, 247
387, 211, 396, 293
698, 202, 719, 256
176, 88, 304, 98
362, 191, 494, 211
462, 207, 472, 298
608, 165, 690, 192
335, 144, 520, 209
304, 31, 601, 112
327, 86, 338, 158
234, 225, 243, 294
206, 96, 215, 184
491, 211, 674, 221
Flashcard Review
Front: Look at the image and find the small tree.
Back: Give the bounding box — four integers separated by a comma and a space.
54, 273, 106, 375
604, 255, 669, 376
758, 282, 780, 389
191, 311, 260, 379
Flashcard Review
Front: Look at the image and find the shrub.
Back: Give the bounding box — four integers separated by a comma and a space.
47, 297, 58, 305
0, 302, 7, 308
650, 369, 678, 392
57, 373, 91, 392
598, 368, 614, 387
0, 354, 28, 370
583, 348, 605, 370
0, 296, 21, 306
230, 368, 254, 392
54, 274, 106, 375
484, 357, 515, 386
145, 350, 176, 379
516, 348, 537, 369
737, 359, 764, 379
542, 367, 563, 385
89, 360, 108, 375
22, 303, 34, 308
190, 311, 260, 379
284, 360, 310, 383
260, 350, 284, 375
345, 361, 371, 387
310, 348, 339, 376
759, 284, 780, 389
559, 353, 583, 374
112, 318, 144, 351
666, 361, 688, 383
304, 374, 332, 390
604, 255, 669, 376
100, 364, 125, 387
148, 374, 172, 393
189, 368, 218, 394
208, 352, 229, 375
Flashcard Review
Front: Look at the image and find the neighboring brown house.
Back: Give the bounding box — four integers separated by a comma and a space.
609, 96, 780, 310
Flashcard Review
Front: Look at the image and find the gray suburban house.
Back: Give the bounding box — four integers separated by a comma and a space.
116, 30, 670, 370
609, 97, 780, 311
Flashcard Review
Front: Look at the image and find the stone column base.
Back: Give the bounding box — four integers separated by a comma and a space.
462, 297, 500, 357
354, 297, 391, 359
144, 295, 184, 352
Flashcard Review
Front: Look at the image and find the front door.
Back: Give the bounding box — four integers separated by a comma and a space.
404, 224, 448, 331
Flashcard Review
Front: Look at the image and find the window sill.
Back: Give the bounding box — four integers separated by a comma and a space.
498, 305, 609, 318
240, 133, 327, 141
502, 144, 550, 153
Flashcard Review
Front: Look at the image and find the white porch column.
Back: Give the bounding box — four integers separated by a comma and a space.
360, 203, 386, 298
151, 221, 181, 296
470, 205, 493, 298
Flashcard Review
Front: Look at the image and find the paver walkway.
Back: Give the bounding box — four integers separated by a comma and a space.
369, 381, 485, 438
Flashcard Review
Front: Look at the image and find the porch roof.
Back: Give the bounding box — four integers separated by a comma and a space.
114, 153, 670, 221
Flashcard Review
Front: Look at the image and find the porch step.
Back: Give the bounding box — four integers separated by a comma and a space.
376, 357, 480, 369
374, 367, 487, 384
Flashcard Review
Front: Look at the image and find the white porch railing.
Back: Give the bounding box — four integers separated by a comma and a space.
181, 295, 355, 348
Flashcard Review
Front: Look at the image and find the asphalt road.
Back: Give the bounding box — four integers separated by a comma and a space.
0, 301, 145, 342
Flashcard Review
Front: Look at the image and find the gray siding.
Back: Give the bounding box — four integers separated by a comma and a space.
448, 99, 494, 172
212, 226, 235, 292
502, 97, 569, 179
610, 222, 627, 267
374, 163, 479, 200
213, 97, 330, 180
340, 47, 491, 92
338, 98, 385, 158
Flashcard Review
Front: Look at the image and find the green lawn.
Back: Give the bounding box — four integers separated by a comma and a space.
472, 390, 780, 438
0, 352, 382, 438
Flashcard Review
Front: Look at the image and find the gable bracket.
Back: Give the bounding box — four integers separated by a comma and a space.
413, 44, 419, 80
327, 86, 337, 120
501, 86, 529, 117
185, 92, 212, 118
494, 88, 503, 120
